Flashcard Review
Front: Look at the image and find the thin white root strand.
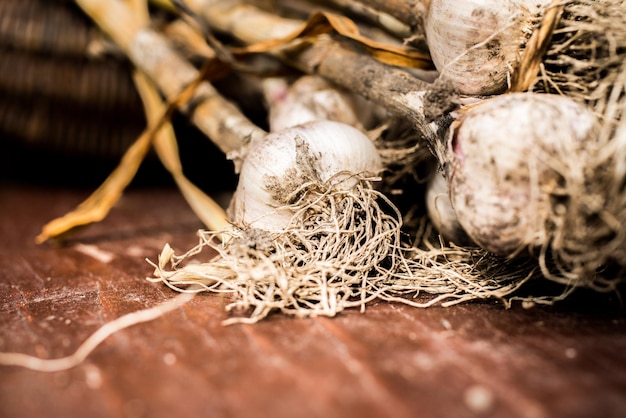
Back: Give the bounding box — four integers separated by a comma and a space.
0, 291, 195, 372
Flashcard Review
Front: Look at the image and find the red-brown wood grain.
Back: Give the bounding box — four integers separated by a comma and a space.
1, 184, 625, 418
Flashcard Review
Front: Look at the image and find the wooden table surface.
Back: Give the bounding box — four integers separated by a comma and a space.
1, 183, 625, 418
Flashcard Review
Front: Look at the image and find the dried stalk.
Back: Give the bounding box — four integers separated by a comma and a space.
317, 0, 412, 37
75, 0, 267, 162
0, 291, 195, 372
37, 0, 244, 242
348, 0, 421, 29
76, 0, 436, 153
250, 0, 412, 39
133, 71, 230, 232
182, 0, 438, 148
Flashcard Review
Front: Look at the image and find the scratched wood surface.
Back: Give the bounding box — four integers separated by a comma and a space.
1, 183, 626, 418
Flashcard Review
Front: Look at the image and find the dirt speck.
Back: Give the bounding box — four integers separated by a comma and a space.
423, 78, 459, 122
264, 134, 322, 204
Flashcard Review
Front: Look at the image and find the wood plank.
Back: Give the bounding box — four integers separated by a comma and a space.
1, 184, 625, 418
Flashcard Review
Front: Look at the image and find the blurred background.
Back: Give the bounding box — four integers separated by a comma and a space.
0, 0, 243, 190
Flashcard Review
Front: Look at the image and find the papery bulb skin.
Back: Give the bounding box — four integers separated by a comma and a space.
447, 93, 596, 256
426, 170, 472, 245
425, 0, 551, 95
263, 75, 382, 132
229, 120, 382, 230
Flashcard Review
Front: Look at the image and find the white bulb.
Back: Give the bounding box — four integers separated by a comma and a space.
228, 120, 383, 230
447, 93, 596, 255
425, 0, 551, 95
263, 75, 382, 132
426, 170, 471, 245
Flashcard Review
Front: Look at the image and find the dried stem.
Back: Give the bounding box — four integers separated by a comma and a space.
351, 0, 424, 30
319, 0, 411, 37
254, 0, 412, 39
76, 0, 267, 162
183, 0, 438, 148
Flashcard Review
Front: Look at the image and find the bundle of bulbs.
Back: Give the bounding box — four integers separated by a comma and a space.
62, 0, 626, 322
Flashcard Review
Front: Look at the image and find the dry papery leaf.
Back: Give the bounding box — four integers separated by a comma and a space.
35, 62, 229, 243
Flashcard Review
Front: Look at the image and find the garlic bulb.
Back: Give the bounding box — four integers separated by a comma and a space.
446, 93, 596, 256
425, 170, 471, 245
228, 120, 382, 230
262, 75, 383, 132
424, 0, 551, 95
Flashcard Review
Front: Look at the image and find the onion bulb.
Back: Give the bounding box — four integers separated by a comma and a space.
444, 92, 596, 256
423, 0, 552, 95
228, 120, 383, 230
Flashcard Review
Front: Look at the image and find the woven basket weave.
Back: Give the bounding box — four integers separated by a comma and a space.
0, 0, 240, 188
0, 0, 146, 158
